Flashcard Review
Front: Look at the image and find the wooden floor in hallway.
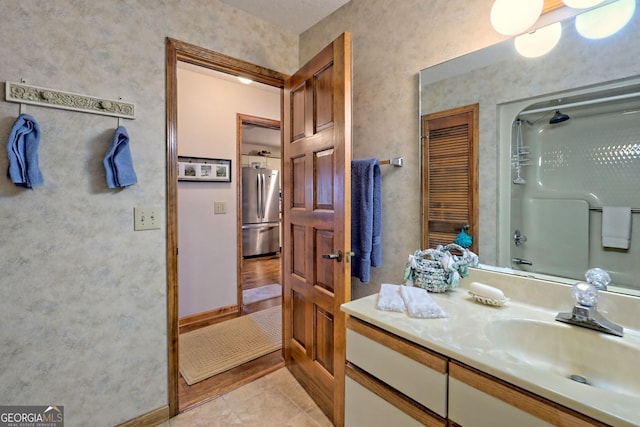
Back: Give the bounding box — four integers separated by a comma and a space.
241, 254, 281, 290
178, 254, 283, 412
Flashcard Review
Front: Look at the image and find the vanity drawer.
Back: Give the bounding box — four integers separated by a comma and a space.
448, 362, 609, 427
345, 372, 445, 427
346, 317, 448, 417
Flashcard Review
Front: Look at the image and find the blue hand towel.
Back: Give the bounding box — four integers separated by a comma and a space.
104, 126, 137, 188
351, 158, 382, 283
6, 114, 43, 188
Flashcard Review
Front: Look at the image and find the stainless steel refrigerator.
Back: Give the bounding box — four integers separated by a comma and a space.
242, 167, 280, 257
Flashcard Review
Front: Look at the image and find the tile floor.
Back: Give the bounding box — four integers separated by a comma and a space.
160, 368, 334, 427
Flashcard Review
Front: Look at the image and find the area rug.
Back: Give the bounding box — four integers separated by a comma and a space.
179, 305, 281, 385
242, 283, 282, 305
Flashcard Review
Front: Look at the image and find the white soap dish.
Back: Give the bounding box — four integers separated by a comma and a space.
468, 291, 509, 307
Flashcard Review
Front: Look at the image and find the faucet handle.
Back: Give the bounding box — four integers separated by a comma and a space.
585, 268, 610, 291
572, 282, 598, 307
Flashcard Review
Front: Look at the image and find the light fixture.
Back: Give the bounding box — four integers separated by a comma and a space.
237, 76, 252, 84
575, 0, 636, 39
514, 22, 562, 58
490, 0, 544, 36
562, 0, 605, 8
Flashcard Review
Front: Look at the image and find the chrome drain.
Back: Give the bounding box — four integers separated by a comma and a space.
569, 374, 590, 385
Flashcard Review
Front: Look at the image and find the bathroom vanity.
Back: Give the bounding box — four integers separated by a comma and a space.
341, 269, 640, 427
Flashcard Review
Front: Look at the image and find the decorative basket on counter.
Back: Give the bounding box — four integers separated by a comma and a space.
404, 243, 479, 293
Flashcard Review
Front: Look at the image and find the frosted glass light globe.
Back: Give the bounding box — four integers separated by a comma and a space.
514, 22, 562, 58
491, 0, 544, 36
562, 0, 605, 8
575, 0, 636, 39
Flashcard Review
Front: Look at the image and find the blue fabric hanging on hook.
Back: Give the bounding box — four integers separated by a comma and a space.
104, 126, 137, 188
6, 113, 43, 188
455, 226, 473, 248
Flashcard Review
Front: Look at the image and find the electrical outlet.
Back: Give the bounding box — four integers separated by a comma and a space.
134, 206, 161, 230
214, 201, 227, 214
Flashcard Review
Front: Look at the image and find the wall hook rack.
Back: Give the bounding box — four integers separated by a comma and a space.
4, 81, 135, 120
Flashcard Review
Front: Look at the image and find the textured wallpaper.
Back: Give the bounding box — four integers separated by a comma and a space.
301, 0, 640, 299
0, 1, 296, 426
300, 0, 507, 299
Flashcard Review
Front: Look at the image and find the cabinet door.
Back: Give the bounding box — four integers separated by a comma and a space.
345, 366, 446, 427
345, 377, 428, 427
266, 157, 281, 171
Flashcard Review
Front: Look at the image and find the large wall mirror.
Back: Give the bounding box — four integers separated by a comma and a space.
419, 2, 640, 296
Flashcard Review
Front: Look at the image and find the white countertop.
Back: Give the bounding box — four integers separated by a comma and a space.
341, 271, 640, 427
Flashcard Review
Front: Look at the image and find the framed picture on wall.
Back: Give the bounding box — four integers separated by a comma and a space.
178, 157, 232, 182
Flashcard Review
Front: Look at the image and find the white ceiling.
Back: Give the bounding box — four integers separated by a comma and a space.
219, 0, 351, 34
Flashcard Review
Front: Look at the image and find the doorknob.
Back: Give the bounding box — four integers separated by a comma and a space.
321, 250, 355, 263
322, 250, 343, 262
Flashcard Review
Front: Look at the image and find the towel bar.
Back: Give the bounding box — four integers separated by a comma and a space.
590, 207, 640, 213
379, 157, 403, 167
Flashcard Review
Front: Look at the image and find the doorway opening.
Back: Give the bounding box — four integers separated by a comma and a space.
238, 114, 282, 316
166, 38, 287, 416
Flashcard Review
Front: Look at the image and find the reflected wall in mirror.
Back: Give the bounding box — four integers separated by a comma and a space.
419, 4, 640, 296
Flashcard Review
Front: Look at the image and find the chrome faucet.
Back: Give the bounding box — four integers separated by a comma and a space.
555, 281, 623, 337
512, 257, 532, 266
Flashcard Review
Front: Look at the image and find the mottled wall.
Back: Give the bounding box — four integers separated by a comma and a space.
0, 1, 297, 426
300, 0, 507, 299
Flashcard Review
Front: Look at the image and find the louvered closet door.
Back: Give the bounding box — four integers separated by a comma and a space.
421, 104, 479, 254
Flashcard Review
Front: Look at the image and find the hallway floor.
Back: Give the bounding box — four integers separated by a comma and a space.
179, 254, 283, 411
163, 367, 333, 427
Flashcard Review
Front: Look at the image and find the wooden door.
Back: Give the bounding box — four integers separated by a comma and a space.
282, 33, 352, 427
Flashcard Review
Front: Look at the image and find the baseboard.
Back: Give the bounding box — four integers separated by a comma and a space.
179, 304, 239, 334
115, 405, 169, 427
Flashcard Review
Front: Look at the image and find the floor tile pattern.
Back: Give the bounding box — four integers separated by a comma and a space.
161, 368, 333, 427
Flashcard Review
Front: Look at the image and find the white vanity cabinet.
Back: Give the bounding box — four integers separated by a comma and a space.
345, 317, 447, 427
345, 316, 609, 427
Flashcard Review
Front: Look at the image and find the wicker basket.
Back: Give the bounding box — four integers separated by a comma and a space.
404, 243, 479, 293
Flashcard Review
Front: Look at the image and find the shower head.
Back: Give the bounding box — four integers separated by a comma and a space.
549, 109, 570, 124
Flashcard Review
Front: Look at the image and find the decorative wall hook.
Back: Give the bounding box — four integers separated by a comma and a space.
5, 81, 135, 120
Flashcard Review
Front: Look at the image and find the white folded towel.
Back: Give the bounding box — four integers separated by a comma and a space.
602, 206, 632, 249
399, 286, 448, 319
376, 284, 406, 312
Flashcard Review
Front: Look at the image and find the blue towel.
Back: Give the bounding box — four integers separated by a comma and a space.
6, 114, 43, 188
104, 126, 137, 188
351, 158, 382, 283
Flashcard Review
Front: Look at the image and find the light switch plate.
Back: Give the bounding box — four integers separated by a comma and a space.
134, 206, 161, 230
214, 201, 227, 214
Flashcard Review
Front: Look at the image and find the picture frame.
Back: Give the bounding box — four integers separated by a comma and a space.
178, 157, 232, 182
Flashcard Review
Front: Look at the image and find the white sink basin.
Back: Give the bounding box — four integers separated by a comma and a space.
486, 318, 640, 397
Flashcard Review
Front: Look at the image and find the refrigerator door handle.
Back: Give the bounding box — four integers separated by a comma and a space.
256, 173, 262, 219
260, 173, 266, 219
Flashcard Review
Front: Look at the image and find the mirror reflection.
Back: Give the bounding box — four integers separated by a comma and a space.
419, 4, 640, 296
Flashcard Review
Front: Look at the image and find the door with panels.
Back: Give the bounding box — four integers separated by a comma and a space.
282, 33, 352, 427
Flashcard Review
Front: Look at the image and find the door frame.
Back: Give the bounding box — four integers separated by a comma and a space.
165, 37, 288, 417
